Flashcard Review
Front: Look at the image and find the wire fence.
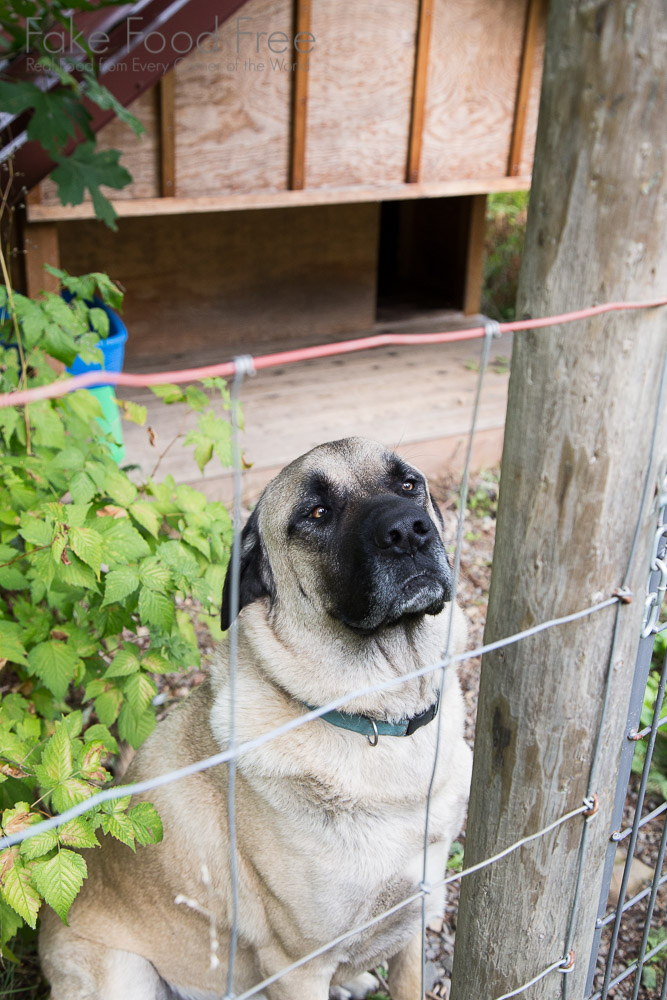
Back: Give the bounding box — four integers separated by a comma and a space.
0, 298, 666, 1000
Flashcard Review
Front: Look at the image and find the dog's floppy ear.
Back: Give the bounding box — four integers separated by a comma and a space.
220, 505, 275, 630
429, 491, 445, 530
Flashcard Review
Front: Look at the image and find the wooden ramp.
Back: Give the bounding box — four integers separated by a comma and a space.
117, 317, 512, 505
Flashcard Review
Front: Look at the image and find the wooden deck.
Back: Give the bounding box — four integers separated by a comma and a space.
116, 313, 512, 505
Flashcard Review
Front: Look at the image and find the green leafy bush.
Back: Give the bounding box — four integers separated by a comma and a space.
482, 192, 529, 322
0, 272, 233, 956
631, 630, 667, 801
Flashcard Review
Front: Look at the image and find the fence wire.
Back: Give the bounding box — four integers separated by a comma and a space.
0, 299, 665, 1000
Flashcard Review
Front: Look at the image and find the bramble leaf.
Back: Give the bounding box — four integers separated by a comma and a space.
101, 566, 140, 606
27, 643, 80, 700
129, 803, 163, 846
139, 557, 171, 593
94, 688, 123, 727
104, 646, 140, 679
129, 501, 160, 538
34, 723, 72, 789
117, 703, 156, 750
0, 850, 41, 927
138, 589, 174, 631
57, 817, 100, 850
123, 673, 157, 716
32, 849, 87, 924
19, 827, 59, 862
68, 526, 102, 576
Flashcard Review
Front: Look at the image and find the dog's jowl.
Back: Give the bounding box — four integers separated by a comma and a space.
39, 438, 472, 1000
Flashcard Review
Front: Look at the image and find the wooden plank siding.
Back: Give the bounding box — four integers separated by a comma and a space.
420, 0, 527, 182
289, 0, 311, 189
406, 0, 434, 183
159, 72, 176, 196
37, 0, 545, 208
305, 1, 418, 187
507, 0, 544, 176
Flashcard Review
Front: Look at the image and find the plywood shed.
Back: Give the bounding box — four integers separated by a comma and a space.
22, 0, 547, 370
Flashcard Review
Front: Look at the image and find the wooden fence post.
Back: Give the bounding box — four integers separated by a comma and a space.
450, 3, 667, 998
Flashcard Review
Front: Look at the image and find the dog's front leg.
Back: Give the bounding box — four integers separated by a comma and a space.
264, 967, 332, 1000
257, 947, 333, 1000
388, 931, 423, 1000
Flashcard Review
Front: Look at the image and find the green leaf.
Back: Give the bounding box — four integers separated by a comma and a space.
83, 724, 118, 755
49, 447, 85, 472
117, 703, 156, 750
123, 673, 157, 715
19, 828, 59, 862
100, 465, 137, 506
194, 439, 214, 472
69, 471, 97, 504
52, 778, 94, 814
18, 513, 53, 547
62, 710, 83, 740
104, 646, 140, 679
81, 70, 146, 138
34, 723, 73, 789
0, 895, 24, 947
68, 526, 102, 576
94, 688, 123, 727
158, 540, 200, 581
0, 622, 28, 667
51, 143, 132, 231
150, 384, 185, 405
63, 390, 103, 422
119, 400, 147, 426
29, 401, 66, 450
0, 566, 29, 591
182, 528, 211, 560
41, 323, 78, 366
129, 501, 160, 538
32, 849, 87, 924
101, 566, 140, 606
139, 557, 171, 592
62, 504, 92, 528
0, 850, 41, 928
0, 80, 89, 157
27, 643, 80, 700
98, 801, 135, 849
58, 817, 100, 850
184, 385, 210, 412
138, 589, 174, 631
142, 651, 174, 674
60, 554, 99, 593
128, 803, 163, 846
96, 519, 150, 565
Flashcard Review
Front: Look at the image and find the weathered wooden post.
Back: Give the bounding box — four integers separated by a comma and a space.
450, 3, 667, 998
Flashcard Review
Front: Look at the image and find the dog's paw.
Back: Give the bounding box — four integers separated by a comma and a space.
334, 971, 380, 1000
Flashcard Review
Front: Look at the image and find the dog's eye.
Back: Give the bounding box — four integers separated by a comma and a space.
401, 480, 415, 492
309, 505, 328, 519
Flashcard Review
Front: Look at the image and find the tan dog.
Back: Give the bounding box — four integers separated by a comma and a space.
39, 438, 471, 1000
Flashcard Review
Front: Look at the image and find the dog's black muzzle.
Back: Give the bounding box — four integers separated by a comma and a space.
333, 496, 452, 631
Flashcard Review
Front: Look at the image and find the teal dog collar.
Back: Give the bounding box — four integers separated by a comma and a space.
306, 694, 440, 746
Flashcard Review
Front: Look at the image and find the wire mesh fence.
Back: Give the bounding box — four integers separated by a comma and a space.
0, 299, 666, 1000
586, 477, 667, 1000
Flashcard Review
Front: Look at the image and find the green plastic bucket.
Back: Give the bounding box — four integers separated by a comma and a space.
89, 385, 125, 464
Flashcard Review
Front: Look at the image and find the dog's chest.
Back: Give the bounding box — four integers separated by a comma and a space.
241, 735, 456, 935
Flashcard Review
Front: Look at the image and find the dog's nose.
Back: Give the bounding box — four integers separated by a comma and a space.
374, 506, 433, 555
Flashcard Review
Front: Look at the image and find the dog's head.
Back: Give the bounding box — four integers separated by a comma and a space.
221, 438, 453, 634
